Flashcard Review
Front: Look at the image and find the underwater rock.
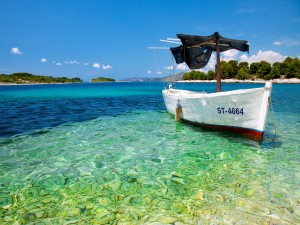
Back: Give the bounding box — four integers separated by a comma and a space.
131, 197, 147, 206
4, 215, 14, 222
214, 194, 224, 202
157, 215, 178, 224
41, 196, 53, 204
172, 202, 186, 213
107, 180, 122, 190
171, 171, 183, 178
219, 152, 231, 160
91, 213, 115, 224
243, 188, 256, 197
64, 219, 82, 224
196, 190, 204, 200
98, 197, 112, 206
45, 208, 58, 217
68, 208, 81, 216
95, 161, 105, 168
24, 212, 36, 221
33, 210, 46, 218
43, 218, 54, 225
77, 166, 92, 176
287, 206, 294, 213
86, 203, 94, 210
0, 196, 13, 209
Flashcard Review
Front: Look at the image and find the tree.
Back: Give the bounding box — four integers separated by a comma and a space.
207, 70, 216, 80
236, 67, 250, 80
257, 61, 271, 79
238, 61, 249, 70
227, 60, 239, 78
183, 72, 191, 80
286, 61, 298, 78
220, 61, 228, 79
250, 62, 260, 75
269, 67, 281, 79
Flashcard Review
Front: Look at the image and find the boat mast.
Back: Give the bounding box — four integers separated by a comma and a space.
216, 33, 221, 92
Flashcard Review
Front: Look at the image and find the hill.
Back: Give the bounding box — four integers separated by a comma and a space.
120, 73, 184, 82
0, 73, 82, 84
90, 77, 115, 82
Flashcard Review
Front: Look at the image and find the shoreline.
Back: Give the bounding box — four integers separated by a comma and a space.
176, 78, 300, 84
1, 78, 300, 85
0, 82, 82, 86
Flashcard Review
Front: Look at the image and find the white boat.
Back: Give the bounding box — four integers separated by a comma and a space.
162, 32, 272, 141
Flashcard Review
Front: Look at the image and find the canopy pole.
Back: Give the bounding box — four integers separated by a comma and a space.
216, 35, 221, 92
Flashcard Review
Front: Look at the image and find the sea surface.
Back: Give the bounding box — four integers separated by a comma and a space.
0, 82, 299, 225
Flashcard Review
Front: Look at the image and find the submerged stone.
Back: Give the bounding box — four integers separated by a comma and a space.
91, 213, 115, 224
98, 197, 112, 206
196, 190, 204, 200
0, 196, 13, 209
287, 206, 294, 213
172, 202, 186, 213
157, 216, 178, 224
68, 208, 81, 216
131, 197, 147, 206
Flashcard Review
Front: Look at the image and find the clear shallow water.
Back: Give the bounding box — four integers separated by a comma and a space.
0, 82, 299, 224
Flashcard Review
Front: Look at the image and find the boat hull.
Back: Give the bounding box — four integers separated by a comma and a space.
162, 82, 272, 141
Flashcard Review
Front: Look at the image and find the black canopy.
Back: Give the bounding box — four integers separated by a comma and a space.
170, 32, 249, 69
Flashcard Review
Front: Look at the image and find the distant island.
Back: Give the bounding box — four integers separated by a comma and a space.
90, 77, 115, 82
0, 73, 82, 84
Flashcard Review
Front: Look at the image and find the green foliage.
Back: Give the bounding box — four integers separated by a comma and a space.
227, 60, 239, 78
238, 61, 249, 70
90, 77, 115, 82
257, 61, 272, 79
220, 61, 228, 79
183, 71, 207, 80
0, 73, 83, 84
207, 70, 216, 80
236, 67, 250, 80
182, 57, 300, 81
250, 62, 260, 75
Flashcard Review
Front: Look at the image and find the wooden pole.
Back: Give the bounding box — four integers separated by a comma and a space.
175, 105, 182, 122
175, 99, 182, 122
216, 35, 221, 92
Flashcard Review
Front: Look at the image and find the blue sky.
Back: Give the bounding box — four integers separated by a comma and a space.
1, 0, 300, 81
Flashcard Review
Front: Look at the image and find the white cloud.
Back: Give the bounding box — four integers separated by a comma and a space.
10, 47, 22, 55
93, 63, 101, 68
102, 64, 112, 70
83, 63, 89, 66
240, 50, 286, 64
206, 54, 216, 70
280, 38, 300, 47
273, 41, 282, 46
41, 58, 47, 63
65, 60, 80, 64
164, 65, 174, 70
221, 49, 239, 62
156, 71, 162, 75
176, 63, 188, 70
147, 70, 152, 74
56, 62, 62, 66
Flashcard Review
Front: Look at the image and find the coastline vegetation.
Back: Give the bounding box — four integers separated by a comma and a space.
0, 73, 82, 84
90, 77, 115, 82
183, 57, 300, 81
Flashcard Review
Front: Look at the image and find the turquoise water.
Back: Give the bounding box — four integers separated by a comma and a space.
0, 82, 299, 224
